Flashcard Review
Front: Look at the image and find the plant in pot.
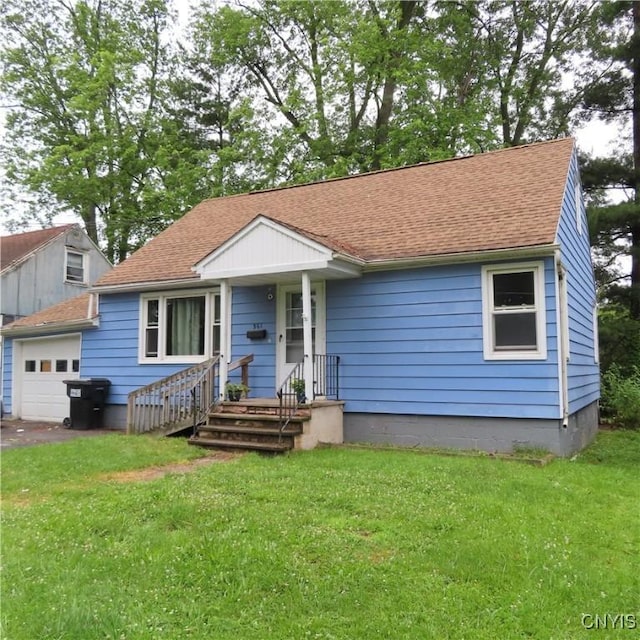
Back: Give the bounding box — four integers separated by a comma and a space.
291, 378, 307, 403
225, 382, 248, 402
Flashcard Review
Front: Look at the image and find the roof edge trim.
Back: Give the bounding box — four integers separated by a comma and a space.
364, 244, 560, 271
1, 317, 99, 338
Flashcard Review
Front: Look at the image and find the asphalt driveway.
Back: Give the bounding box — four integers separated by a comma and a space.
0, 418, 122, 449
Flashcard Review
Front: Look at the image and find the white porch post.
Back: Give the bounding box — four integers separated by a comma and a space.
218, 279, 231, 400
301, 271, 314, 402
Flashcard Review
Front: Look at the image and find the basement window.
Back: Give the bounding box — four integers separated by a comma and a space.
482, 262, 547, 360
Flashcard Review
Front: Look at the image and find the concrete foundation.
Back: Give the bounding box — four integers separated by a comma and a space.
297, 400, 345, 450
344, 402, 599, 457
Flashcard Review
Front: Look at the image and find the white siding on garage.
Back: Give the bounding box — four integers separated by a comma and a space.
18, 335, 80, 421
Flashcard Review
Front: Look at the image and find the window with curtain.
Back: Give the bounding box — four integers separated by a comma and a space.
140, 291, 219, 362
166, 296, 205, 356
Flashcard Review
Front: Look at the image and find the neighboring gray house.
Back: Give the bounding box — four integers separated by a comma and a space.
0, 224, 111, 418
1, 224, 111, 325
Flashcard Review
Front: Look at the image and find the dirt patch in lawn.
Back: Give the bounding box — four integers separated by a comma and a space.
100, 451, 241, 483
1, 418, 121, 448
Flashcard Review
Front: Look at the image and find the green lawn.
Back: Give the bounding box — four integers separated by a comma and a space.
1, 431, 638, 639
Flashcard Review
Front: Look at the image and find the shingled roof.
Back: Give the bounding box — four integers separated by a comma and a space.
95, 139, 574, 288
1, 224, 77, 273
0, 293, 97, 334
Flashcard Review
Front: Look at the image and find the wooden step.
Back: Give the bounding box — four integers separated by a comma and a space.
217, 400, 311, 418
200, 424, 302, 437
211, 412, 309, 423
188, 436, 291, 453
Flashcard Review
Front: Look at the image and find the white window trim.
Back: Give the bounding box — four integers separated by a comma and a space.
65, 249, 88, 285
575, 181, 583, 235
138, 289, 220, 364
481, 261, 547, 361
593, 303, 600, 364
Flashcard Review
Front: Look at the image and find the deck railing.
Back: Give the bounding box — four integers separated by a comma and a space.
127, 357, 220, 435
314, 354, 340, 399
277, 360, 305, 437
127, 353, 255, 435
278, 354, 340, 436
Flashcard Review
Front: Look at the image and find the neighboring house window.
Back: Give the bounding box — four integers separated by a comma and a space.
140, 290, 220, 362
66, 249, 86, 283
482, 262, 547, 360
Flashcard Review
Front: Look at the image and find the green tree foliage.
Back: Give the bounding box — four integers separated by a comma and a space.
0, 0, 214, 262
580, 1, 639, 319
0, 0, 625, 273
454, 0, 598, 147
185, 0, 502, 183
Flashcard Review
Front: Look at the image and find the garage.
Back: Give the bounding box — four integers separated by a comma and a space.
17, 334, 80, 421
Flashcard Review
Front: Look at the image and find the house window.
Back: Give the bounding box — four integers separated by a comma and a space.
66, 250, 86, 283
166, 296, 205, 356
56, 360, 68, 372
144, 299, 159, 357
140, 290, 220, 363
482, 262, 547, 360
24, 360, 36, 372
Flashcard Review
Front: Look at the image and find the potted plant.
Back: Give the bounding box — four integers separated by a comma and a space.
290, 378, 306, 403
225, 382, 248, 402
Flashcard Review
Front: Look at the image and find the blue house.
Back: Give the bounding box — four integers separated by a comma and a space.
2, 139, 599, 455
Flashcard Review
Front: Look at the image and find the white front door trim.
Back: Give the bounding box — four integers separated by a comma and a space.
276, 279, 326, 391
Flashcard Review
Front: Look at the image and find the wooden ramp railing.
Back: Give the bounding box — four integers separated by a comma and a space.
127, 357, 220, 435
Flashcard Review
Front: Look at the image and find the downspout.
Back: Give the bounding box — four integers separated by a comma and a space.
87, 292, 97, 319
555, 250, 569, 428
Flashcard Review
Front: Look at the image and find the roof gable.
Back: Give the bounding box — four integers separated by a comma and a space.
194, 215, 362, 283
0, 224, 76, 273
95, 139, 575, 289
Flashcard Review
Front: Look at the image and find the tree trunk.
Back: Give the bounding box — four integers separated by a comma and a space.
371, 0, 417, 170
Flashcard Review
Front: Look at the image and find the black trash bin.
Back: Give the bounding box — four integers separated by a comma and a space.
63, 378, 111, 429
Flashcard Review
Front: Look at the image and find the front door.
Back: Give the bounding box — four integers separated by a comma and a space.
276, 282, 325, 388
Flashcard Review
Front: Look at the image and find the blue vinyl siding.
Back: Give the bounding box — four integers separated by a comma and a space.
76, 256, 568, 422
81, 288, 278, 406
556, 151, 600, 412
229, 286, 276, 397
2, 338, 13, 414
81, 293, 204, 405
327, 262, 560, 419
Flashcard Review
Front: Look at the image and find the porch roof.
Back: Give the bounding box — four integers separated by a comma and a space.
193, 215, 363, 284
94, 139, 574, 289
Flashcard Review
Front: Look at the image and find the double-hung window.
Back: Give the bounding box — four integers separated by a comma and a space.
140, 290, 221, 363
482, 262, 547, 360
65, 249, 86, 284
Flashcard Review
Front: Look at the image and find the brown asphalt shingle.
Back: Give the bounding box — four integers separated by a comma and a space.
96, 139, 574, 288
2, 293, 96, 330
1, 224, 76, 272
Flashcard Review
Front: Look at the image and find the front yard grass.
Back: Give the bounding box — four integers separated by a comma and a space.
1, 430, 638, 639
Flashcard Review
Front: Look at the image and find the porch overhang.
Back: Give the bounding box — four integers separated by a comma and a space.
192, 215, 363, 285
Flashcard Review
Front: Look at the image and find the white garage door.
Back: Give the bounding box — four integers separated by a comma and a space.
19, 335, 80, 421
